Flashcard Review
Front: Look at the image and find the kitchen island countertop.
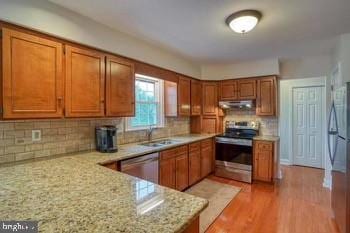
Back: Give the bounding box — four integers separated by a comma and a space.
0, 133, 216, 233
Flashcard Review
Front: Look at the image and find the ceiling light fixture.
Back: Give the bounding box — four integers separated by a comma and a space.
226, 10, 262, 34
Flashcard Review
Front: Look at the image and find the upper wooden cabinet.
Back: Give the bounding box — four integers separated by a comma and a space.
65, 45, 105, 117
202, 82, 218, 116
219, 78, 256, 101
220, 80, 237, 100
164, 81, 178, 117
106, 56, 135, 117
178, 76, 191, 116
191, 79, 202, 116
2, 28, 64, 119
256, 76, 277, 116
237, 79, 256, 99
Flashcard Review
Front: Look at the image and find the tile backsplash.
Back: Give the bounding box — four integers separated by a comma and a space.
0, 117, 190, 164
223, 109, 278, 136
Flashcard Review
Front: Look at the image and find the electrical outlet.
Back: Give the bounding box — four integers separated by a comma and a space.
32, 130, 41, 142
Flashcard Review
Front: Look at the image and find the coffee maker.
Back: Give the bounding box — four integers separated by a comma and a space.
95, 125, 118, 153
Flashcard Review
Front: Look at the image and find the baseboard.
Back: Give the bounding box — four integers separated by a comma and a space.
280, 159, 292, 165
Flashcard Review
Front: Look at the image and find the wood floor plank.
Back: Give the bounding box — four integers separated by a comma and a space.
205, 165, 340, 233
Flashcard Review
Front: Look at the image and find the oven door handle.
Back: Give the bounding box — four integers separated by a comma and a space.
215, 140, 252, 147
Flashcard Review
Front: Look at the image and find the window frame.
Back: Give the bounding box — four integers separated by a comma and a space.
126, 74, 164, 131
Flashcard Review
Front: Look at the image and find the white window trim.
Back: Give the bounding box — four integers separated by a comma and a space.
125, 74, 164, 131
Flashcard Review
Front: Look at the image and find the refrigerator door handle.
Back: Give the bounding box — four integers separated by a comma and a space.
327, 101, 338, 165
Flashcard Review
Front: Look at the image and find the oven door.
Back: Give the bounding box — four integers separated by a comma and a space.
215, 138, 253, 168
215, 137, 253, 183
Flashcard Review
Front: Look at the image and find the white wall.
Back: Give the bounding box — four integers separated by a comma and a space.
200, 58, 280, 80
279, 77, 329, 185
0, 0, 201, 78
280, 55, 331, 80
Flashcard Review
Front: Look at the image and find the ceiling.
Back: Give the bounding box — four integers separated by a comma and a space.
48, 0, 350, 64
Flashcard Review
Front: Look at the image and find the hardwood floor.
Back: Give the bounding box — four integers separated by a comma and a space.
206, 165, 340, 233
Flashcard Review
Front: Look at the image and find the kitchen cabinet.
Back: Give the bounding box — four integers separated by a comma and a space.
202, 116, 218, 134
106, 56, 135, 117
253, 140, 275, 182
237, 79, 256, 99
202, 82, 218, 115
102, 162, 118, 171
164, 81, 178, 117
201, 139, 213, 178
256, 76, 277, 116
189, 142, 201, 186
175, 153, 189, 191
160, 157, 176, 189
220, 80, 237, 100
191, 79, 202, 116
65, 45, 105, 117
178, 76, 191, 116
2, 28, 64, 119
160, 145, 188, 190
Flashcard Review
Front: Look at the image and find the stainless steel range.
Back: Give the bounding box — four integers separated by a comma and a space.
215, 121, 259, 183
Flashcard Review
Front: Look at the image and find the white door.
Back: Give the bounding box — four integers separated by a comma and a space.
293, 86, 324, 168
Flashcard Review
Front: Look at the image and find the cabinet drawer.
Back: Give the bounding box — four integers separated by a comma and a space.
160, 148, 178, 160
189, 142, 200, 152
256, 141, 273, 151
201, 139, 212, 149
176, 145, 188, 155
160, 145, 188, 160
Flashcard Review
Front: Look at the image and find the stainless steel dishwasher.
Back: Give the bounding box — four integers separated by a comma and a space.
120, 153, 159, 184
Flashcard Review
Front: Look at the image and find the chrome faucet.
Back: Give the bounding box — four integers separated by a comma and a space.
146, 125, 156, 141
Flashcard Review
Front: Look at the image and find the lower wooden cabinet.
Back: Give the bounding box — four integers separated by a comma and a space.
189, 142, 201, 186
160, 157, 176, 189
159, 138, 214, 190
200, 139, 213, 179
175, 153, 189, 191
253, 140, 277, 182
160, 145, 188, 191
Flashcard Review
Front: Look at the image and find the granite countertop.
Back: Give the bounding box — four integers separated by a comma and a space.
0, 134, 215, 233
253, 135, 280, 142
77, 134, 217, 165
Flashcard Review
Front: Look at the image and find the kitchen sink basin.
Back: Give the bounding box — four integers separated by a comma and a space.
140, 139, 178, 147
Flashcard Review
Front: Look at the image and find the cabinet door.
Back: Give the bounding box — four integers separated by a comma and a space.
238, 79, 256, 99
178, 76, 191, 116
106, 56, 135, 116
164, 81, 178, 117
253, 141, 273, 182
2, 28, 63, 119
202, 82, 218, 115
65, 45, 105, 117
202, 116, 217, 134
160, 158, 176, 189
256, 77, 276, 116
175, 153, 189, 191
201, 140, 213, 178
191, 79, 202, 116
189, 144, 201, 186
220, 80, 237, 100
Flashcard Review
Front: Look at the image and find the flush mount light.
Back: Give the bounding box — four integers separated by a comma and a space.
226, 10, 262, 34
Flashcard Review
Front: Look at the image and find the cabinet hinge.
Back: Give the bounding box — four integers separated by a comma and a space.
63, 46, 66, 55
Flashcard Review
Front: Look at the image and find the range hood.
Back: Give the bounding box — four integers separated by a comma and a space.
219, 100, 255, 109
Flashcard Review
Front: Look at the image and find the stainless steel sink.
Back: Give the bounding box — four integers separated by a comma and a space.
140, 139, 178, 147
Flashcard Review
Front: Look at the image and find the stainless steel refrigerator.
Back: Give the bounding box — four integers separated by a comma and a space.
328, 82, 350, 233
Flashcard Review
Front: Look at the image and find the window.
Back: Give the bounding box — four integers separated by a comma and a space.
126, 74, 164, 131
